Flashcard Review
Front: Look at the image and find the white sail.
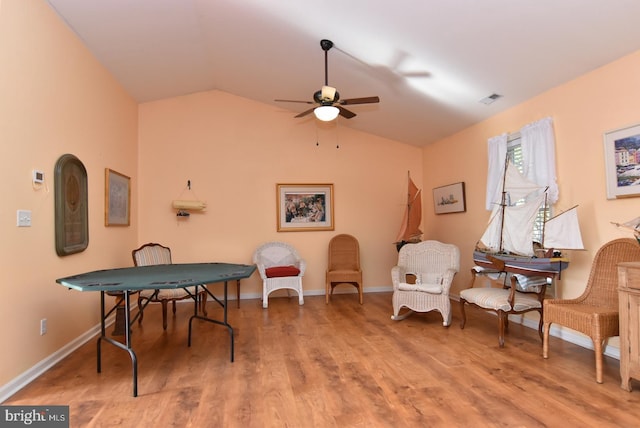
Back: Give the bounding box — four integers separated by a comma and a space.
503, 162, 544, 203
502, 194, 546, 256
622, 217, 640, 230
544, 207, 584, 250
480, 193, 546, 256
479, 204, 504, 252
479, 162, 546, 256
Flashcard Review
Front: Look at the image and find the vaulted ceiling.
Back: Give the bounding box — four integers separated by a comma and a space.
47, 0, 640, 147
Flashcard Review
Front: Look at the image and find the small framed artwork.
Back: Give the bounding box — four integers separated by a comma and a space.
604, 122, 640, 199
277, 183, 334, 231
433, 182, 466, 214
54, 154, 89, 256
105, 168, 131, 226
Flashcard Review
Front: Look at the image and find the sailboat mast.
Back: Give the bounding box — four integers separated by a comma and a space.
540, 191, 548, 248
498, 156, 509, 253
406, 170, 411, 223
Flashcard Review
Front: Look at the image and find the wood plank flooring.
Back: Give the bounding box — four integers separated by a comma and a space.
5, 292, 640, 427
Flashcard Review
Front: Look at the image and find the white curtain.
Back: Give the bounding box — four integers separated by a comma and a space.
520, 117, 558, 204
485, 117, 558, 209
485, 133, 507, 210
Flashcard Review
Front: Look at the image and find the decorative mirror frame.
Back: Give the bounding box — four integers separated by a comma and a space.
54, 154, 89, 256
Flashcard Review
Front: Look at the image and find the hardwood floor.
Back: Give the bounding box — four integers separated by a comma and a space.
5, 292, 640, 427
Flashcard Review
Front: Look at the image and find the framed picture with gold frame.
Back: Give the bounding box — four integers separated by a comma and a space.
277, 183, 334, 231
105, 168, 131, 226
54, 154, 89, 256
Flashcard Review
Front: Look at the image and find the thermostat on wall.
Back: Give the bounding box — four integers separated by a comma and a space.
33, 170, 44, 184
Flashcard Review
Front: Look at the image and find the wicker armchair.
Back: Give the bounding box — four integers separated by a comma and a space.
326, 234, 363, 304
133, 243, 207, 330
543, 238, 640, 383
391, 240, 460, 326
253, 242, 305, 308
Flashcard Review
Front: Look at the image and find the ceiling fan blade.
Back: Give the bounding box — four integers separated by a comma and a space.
275, 99, 314, 104
294, 107, 316, 118
337, 106, 356, 119
339, 96, 380, 105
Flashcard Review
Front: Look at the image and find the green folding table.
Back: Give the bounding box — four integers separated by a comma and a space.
57, 262, 256, 397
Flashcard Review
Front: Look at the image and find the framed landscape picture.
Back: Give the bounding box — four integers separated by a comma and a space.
604, 123, 640, 199
277, 183, 334, 231
433, 182, 466, 214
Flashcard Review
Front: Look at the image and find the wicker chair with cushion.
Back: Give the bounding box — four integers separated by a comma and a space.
391, 240, 460, 326
253, 242, 305, 308
326, 234, 363, 304
543, 237, 640, 383
133, 243, 207, 330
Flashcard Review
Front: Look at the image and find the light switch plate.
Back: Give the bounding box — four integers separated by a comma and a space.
17, 210, 31, 227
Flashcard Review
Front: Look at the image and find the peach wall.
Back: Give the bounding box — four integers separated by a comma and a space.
4, 0, 640, 398
423, 49, 640, 301
138, 90, 423, 298
0, 0, 138, 387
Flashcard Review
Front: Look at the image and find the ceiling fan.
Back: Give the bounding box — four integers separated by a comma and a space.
275, 39, 380, 121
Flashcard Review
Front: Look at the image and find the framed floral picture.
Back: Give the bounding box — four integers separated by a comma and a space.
277, 183, 334, 231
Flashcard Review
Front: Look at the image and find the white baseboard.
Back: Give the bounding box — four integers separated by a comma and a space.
515, 312, 620, 360
0, 315, 114, 403
451, 295, 620, 360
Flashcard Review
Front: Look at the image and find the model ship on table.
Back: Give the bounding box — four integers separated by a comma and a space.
474, 160, 584, 277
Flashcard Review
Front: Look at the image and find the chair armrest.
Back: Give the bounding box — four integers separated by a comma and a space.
440, 268, 458, 294
391, 266, 407, 290
256, 262, 268, 280
508, 275, 517, 307
296, 259, 307, 276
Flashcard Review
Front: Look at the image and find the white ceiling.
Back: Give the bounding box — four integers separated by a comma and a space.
46, 0, 640, 147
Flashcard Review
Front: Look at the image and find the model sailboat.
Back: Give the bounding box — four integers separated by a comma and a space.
474, 161, 584, 276
611, 216, 640, 245
395, 172, 422, 251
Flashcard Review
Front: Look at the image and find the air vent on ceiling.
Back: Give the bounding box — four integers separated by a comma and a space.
479, 93, 503, 105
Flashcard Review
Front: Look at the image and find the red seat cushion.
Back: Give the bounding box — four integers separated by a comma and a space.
265, 265, 300, 278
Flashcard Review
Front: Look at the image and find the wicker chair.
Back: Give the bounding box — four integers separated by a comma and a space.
133, 243, 207, 330
391, 240, 460, 326
326, 234, 363, 304
543, 237, 640, 383
253, 242, 305, 308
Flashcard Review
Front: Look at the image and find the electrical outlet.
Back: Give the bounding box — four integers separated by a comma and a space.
40, 319, 47, 335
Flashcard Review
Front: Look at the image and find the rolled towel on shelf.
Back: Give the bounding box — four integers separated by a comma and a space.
172, 200, 206, 211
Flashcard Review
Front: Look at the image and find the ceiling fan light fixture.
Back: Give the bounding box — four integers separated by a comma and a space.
314, 105, 339, 121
